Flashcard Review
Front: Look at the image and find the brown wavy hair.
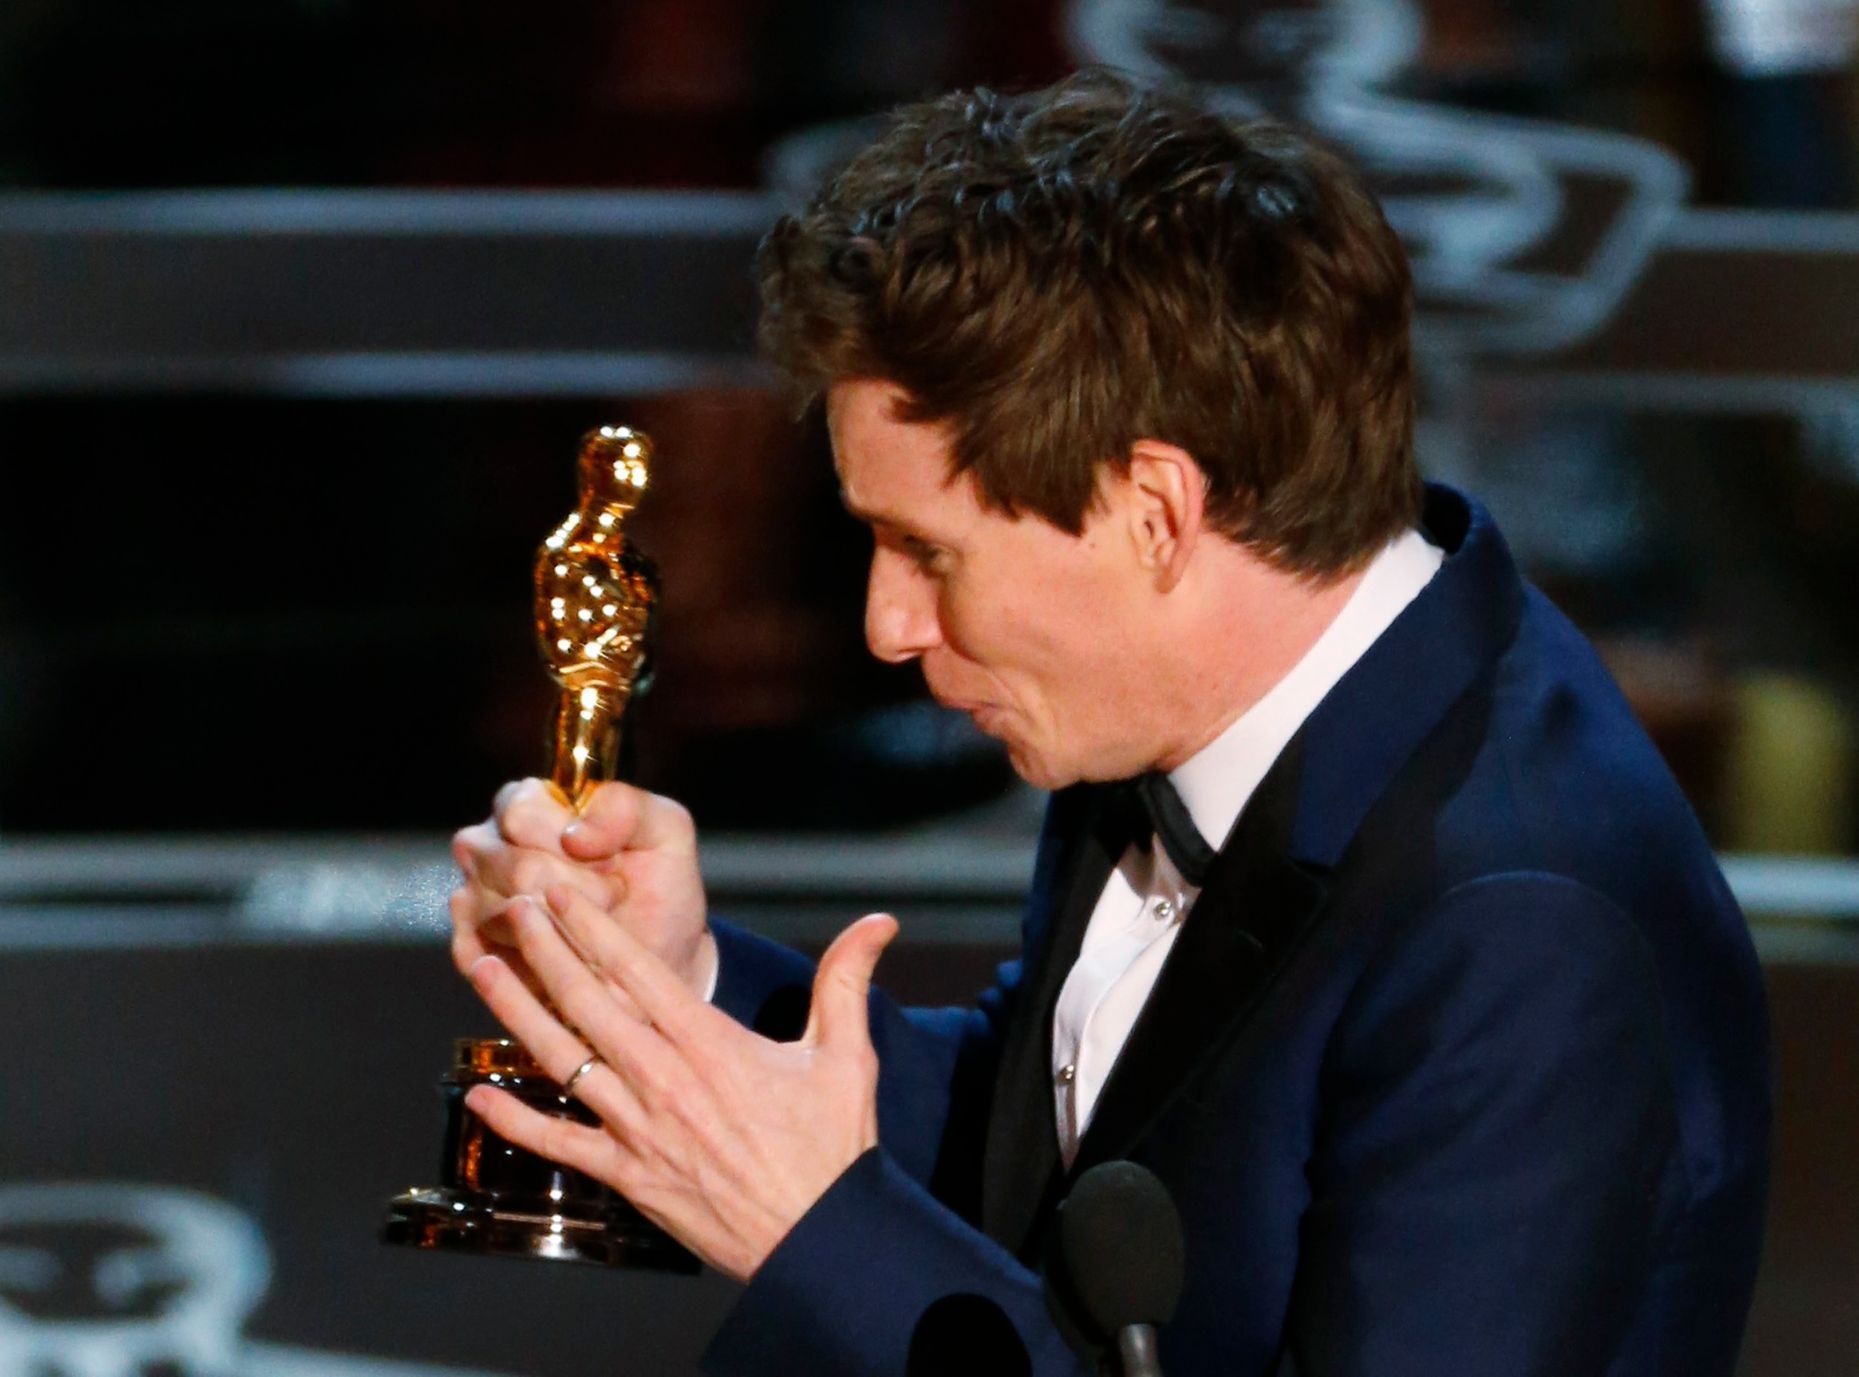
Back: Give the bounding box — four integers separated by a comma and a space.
754, 68, 1421, 577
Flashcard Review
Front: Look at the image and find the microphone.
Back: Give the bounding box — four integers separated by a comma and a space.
1044, 1160, 1185, 1377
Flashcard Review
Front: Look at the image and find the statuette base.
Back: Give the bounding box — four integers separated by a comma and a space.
382, 1185, 698, 1270
380, 1038, 698, 1272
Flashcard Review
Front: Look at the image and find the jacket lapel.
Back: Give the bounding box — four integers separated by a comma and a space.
980, 786, 1124, 1253
1067, 737, 1327, 1178
1064, 486, 1524, 1180
981, 486, 1526, 1248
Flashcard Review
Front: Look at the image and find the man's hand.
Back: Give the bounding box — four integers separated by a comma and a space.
449, 778, 716, 999
464, 885, 899, 1282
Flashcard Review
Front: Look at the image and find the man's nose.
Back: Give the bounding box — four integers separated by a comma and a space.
864, 548, 940, 664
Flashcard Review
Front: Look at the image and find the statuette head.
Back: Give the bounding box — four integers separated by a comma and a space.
577, 426, 652, 516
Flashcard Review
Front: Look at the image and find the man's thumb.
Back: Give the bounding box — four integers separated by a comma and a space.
807, 913, 899, 1048
561, 781, 650, 860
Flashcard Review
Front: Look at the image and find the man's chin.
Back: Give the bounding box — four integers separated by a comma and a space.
970, 712, 1083, 791
1002, 744, 1078, 794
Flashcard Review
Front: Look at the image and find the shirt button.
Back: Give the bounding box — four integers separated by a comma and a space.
1153, 898, 1177, 921
1056, 1063, 1077, 1085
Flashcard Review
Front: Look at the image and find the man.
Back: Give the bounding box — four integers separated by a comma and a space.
450, 70, 1770, 1375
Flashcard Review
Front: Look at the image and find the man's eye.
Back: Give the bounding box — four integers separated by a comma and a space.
902, 538, 946, 572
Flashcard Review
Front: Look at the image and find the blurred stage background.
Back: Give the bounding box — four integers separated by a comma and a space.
1, 0, 1856, 1373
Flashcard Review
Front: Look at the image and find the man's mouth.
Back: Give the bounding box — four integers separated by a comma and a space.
932, 691, 983, 717
928, 685, 1004, 735
961, 702, 1003, 734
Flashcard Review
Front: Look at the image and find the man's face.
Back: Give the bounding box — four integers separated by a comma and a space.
829, 379, 1159, 790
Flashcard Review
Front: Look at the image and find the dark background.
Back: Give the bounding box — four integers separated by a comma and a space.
1, 1, 1856, 1374
1, 0, 1857, 840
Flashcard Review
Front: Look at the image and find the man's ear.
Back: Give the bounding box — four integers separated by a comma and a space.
1123, 439, 1206, 593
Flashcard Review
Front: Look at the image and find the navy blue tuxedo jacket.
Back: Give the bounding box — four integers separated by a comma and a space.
700, 486, 1770, 1376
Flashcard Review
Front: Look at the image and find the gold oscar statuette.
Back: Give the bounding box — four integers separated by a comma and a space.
382, 426, 697, 1270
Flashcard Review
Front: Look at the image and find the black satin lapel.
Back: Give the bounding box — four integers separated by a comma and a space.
980, 788, 1122, 1255
1068, 746, 1329, 1179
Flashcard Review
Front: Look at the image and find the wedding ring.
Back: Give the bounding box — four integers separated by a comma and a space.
558, 1055, 602, 1103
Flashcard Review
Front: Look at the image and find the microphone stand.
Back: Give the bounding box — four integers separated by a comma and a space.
1117, 1323, 1163, 1377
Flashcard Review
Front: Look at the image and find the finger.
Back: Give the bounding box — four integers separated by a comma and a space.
553, 1051, 655, 1146
452, 901, 552, 1000
451, 825, 483, 881
447, 872, 519, 957
457, 880, 644, 1020
504, 848, 619, 910
496, 777, 575, 851
450, 886, 525, 969
542, 882, 724, 1047
451, 820, 502, 883
561, 783, 696, 862
457, 835, 622, 920
466, 944, 595, 1075
805, 913, 900, 1050
463, 1085, 717, 1273
466, 944, 655, 1130
449, 888, 493, 966
463, 1083, 628, 1183
454, 819, 565, 905
500, 899, 692, 1093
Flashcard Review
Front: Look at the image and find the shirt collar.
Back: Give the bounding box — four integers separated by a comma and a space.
1167, 527, 1444, 853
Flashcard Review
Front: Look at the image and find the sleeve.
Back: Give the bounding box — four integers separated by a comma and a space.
698, 796, 1106, 1376
1284, 872, 1686, 1377
704, 1147, 1091, 1377
702, 930, 1094, 1377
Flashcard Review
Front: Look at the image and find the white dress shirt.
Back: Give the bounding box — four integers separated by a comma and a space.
1050, 529, 1444, 1162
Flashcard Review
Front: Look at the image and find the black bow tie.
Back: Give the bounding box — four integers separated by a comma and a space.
1116, 772, 1218, 887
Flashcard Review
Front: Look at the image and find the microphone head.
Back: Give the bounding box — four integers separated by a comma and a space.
1050, 1160, 1186, 1341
